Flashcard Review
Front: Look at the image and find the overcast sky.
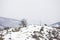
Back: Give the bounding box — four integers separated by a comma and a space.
0, 0, 60, 25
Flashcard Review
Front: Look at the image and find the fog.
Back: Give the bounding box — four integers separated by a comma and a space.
0, 0, 60, 25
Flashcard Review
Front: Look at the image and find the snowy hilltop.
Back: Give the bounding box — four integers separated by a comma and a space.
0, 17, 60, 40
0, 25, 60, 40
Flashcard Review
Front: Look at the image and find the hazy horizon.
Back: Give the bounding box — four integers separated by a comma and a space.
0, 0, 60, 25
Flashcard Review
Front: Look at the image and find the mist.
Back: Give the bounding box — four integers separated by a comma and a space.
0, 0, 60, 25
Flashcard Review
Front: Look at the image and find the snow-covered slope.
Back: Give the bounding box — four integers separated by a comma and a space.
3, 25, 40, 40
0, 17, 21, 28
2, 25, 59, 40
50, 22, 60, 27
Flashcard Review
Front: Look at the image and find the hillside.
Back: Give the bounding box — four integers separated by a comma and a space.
0, 17, 21, 28
0, 25, 60, 40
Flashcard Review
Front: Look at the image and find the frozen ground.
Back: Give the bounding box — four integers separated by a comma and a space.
0, 25, 60, 40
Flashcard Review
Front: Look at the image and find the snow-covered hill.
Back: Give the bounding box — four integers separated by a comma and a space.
50, 22, 60, 28
0, 17, 21, 28
0, 25, 60, 40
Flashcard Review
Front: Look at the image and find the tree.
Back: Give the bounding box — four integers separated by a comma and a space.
4, 27, 10, 34
44, 24, 47, 26
21, 19, 27, 27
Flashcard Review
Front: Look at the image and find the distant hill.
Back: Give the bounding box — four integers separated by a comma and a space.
50, 22, 60, 27
0, 17, 21, 28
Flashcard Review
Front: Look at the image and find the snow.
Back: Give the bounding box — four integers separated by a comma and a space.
0, 17, 21, 28
0, 25, 60, 40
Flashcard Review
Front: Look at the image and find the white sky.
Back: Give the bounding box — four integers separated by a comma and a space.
0, 0, 60, 25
